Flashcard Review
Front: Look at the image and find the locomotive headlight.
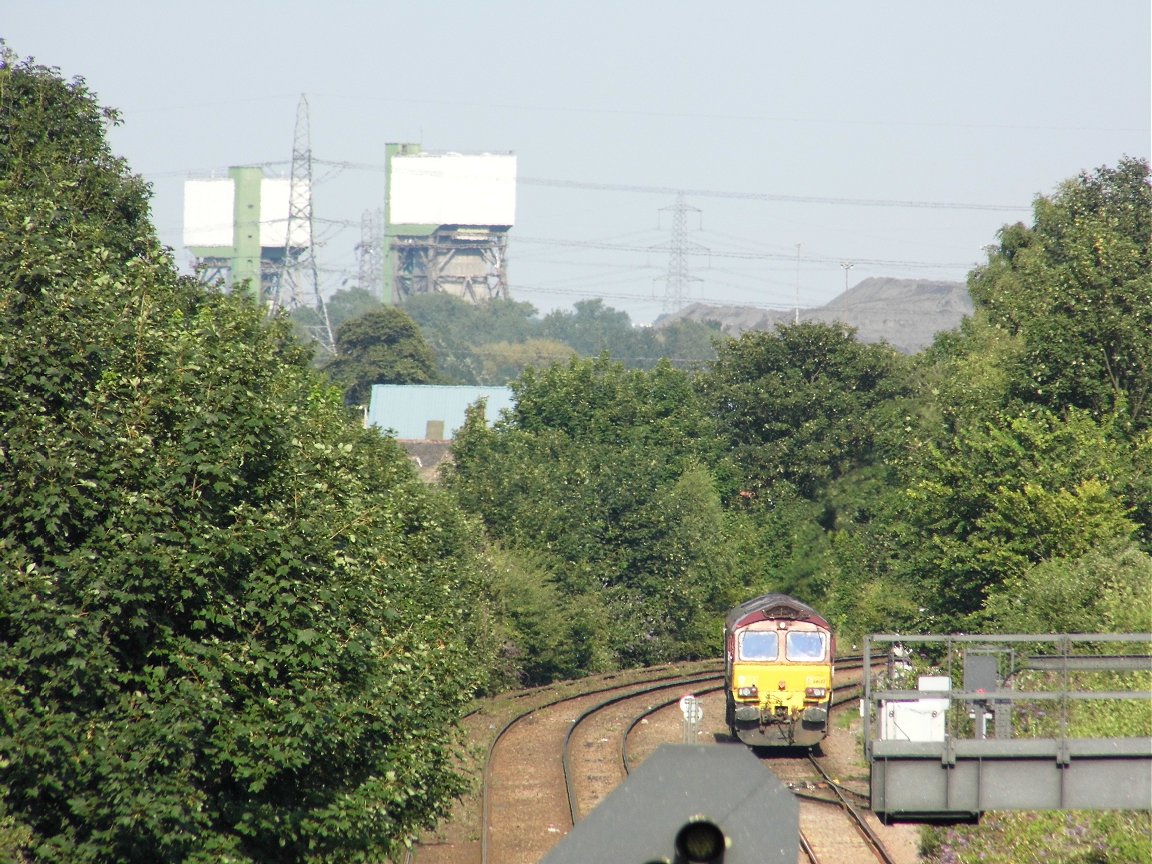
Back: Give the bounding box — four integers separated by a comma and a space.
736, 685, 758, 699
804, 687, 827, 699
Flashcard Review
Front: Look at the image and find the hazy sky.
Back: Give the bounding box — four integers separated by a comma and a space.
7, 2, 1150, 324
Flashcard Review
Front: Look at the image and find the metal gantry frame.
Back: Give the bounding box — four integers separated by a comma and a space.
862, 633, 1152, 822
392, 227, 510, 303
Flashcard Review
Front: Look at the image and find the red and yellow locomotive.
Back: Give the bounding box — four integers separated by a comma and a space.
724, 593, 834, 748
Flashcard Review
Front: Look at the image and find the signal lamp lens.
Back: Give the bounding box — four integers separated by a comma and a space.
805, 687, 827, 699
674, 819, 727, 863
736, 685, 758, 698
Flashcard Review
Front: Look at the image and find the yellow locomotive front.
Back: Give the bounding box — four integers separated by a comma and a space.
724, 594, 834, 748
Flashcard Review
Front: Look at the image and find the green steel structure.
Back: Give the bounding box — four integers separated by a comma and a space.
381, 142, 427, 306
185, 166, 289, 304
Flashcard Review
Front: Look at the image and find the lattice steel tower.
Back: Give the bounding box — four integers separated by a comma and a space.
656, 193, 707, 312
278, 95, 336, 353
357, 208, 386, 298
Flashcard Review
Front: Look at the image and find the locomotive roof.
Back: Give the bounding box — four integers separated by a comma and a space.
725, 593, 830, 631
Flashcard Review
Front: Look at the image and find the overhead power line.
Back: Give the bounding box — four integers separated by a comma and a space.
519, 176, 1030, 212
514, 235, 975, 270
304, 159, 1028, 213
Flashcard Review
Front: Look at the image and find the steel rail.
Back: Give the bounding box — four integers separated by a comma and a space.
560, 674, 724, 825
614, 653, 884, 773
476, 666, 722, 864
620, 683, 726, 774
799, 830, 822, 864
409, 654, 884, 862
807, 753, 897, 864
404, 663, 715, 863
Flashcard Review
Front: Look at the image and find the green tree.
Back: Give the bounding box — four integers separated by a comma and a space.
444, 357, 742, 678
403, 294, 541, 384
323, 306, 437, 406
893, 159, 1152, 629
288, 289, 382, 363
696, 322, 909, 499
0, 52, 496, 863
969, 157, 1152, 431
540, 300, 724, 370
539, 298, 635, 357
473, 338, 576, 383
638, 318, 727, 370
904, 407, 1140, 625
325, 287, 382, 329
984, 542, 1152, 634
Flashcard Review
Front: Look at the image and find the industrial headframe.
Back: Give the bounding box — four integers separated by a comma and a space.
383, 143, 517, 305
183, 165, 301, 303
181, 107, 516, 358
183, 96, 334, 351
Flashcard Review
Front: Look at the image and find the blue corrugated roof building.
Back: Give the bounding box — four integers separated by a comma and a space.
366, 384, 514, 441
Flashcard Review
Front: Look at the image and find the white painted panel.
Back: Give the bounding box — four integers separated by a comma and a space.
183, 179, 234, 247
880, 676, 950, 742
259, 179, 310, 247
183, 177, 310, 249
390, 154, 516, 226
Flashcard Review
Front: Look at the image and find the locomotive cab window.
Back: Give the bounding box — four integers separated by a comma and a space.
785, 631, 827, 662
738, 630, 779, 661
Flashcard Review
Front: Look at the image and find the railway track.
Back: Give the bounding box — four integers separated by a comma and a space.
411, 655, 905, 864
482, 666, 723, 864
554, 655, 896, 863
804, 754, 895, 864
408, 662, 719, 864
764, 746, 895, 864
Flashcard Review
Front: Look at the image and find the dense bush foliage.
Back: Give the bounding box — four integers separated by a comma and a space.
921, 811, 1151, 864
696, 321, 910, 498
322, 305, 438, 406
443, 356, 748, 679
897, 158, 1152, 631
0, 53, 498, 862
969, 158, 1151, 433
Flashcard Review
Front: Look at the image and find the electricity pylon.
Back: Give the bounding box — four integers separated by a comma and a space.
356, 208, 386, 299
279, 94, 336, 354
655, 193, 707, 312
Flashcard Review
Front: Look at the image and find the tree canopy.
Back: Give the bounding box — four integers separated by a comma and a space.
399, 294, 724, 385
322, 305, 438, 406
896, 158, 1152, 628
0, 52, 497, 863
444, 356, 744, 678
695, 322, 909, 499
969, 157, 1152, 431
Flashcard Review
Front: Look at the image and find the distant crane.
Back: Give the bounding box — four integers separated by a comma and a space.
278, 94, 336, 354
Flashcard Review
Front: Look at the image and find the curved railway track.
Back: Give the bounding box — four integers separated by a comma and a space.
411, 655, 908, 864
481, 666, 723, 864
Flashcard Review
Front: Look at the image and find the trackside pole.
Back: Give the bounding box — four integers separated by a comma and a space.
679, 694, 703, 743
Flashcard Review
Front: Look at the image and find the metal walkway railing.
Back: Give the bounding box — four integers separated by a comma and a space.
862, 633, 1152, 823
